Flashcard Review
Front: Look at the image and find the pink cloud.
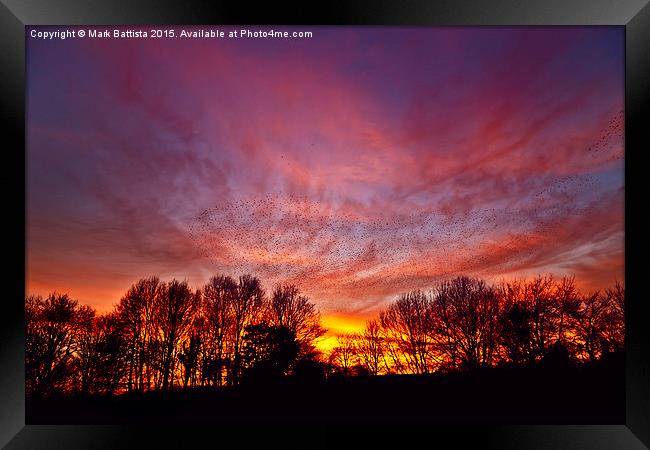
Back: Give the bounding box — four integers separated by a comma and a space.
27, 27, 624, 319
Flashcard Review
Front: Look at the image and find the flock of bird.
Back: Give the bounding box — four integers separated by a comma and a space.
186, 110, 624, 305
587, 108, 624, 161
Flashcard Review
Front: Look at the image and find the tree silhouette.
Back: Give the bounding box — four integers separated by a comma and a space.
353, 320, 387, 375
500, 292, 536, 365
241, 323, 300, 381
25, 293, 94, 398
76, 312, 127, 395
229, 275, 266, 384
432, 276, 501, 370
498, 277, 562, 365
154, 280, 198, 391
328, 334, 358, 376
379, 290, 437, 374
266, 283, 326, 359
552, 276, 580, 347
602, 282, 625, 353
179, 331, 202, 388
525, 276, 557, 360
575, 291, 612, 362
200, 275, 238, 386
116, 276, 161, 392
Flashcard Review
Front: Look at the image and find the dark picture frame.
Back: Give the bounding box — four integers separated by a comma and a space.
1, 0, 648, 448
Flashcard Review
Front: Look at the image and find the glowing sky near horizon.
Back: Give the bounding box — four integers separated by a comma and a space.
27, 26, 624, 337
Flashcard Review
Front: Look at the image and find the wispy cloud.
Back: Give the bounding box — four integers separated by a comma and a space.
27, 27, 624, 317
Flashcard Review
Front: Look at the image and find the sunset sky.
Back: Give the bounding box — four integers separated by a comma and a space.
27, 26, 624, 340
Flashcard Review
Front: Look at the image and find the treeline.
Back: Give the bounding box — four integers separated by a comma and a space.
26, 275, 325, 398
329, 276, 624, 376
25, 274, 624, 399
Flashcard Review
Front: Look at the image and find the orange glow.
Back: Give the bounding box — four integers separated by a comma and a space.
317, 314, 367, 352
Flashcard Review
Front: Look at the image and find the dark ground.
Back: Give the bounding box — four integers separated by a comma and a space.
26, 353, 624, 425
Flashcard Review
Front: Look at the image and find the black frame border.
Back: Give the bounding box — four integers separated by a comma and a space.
1, 1, 648, 448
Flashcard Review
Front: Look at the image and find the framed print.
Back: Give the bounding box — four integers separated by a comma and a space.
1, 0, 648, 448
